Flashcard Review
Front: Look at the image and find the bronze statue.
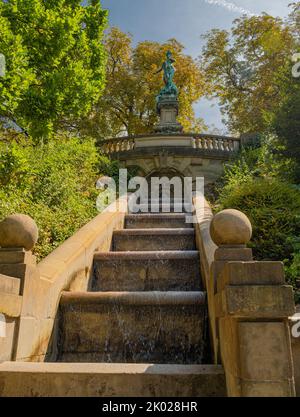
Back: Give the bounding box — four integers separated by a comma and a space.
156, 51, 178, 98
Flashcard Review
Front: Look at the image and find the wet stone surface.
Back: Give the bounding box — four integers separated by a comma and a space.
92, 254, 201, 292
55, 210, 208, 368
57, 302, 206, 364
112, 229, 196, 251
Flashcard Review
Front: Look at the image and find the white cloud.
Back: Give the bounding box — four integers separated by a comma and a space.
203, 0, 257, 17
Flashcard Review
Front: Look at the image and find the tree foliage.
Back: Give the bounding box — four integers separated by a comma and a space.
272, 67, 300, 178
201, 12, 296, 134
288, 2, 300, 37
270, 4, 300, 177
0, 131, 118, 259
78, 27, 207, 138
0, 0, 107, 139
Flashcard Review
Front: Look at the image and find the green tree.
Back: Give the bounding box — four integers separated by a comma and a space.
270, 4, 300, 179
0, 0, 107, 139
78, 27, 207, 138
272, 70, 300, 178
288, 2, 300, 37
201, 12, 295, 134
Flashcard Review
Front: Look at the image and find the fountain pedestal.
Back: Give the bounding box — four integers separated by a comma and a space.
154, 95, 183, 134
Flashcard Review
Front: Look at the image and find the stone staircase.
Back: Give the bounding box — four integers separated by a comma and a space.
0, 179, 297, 397
50, 205, 226, 396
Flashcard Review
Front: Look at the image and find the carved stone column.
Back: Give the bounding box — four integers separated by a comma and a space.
0, 214, 39, 361
210, 209, 296, 397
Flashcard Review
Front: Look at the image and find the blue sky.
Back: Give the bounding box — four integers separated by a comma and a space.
101, 0, 292, 132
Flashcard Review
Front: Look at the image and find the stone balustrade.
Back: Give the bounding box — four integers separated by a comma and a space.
99, 134, 240, 155
193, 136, 239, 152
193, 197, 297, 397
101, 137, 135, 154
0, 197, 128, 362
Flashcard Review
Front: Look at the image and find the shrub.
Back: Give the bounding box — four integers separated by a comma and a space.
217, 179, 300, 261
0, 134, 109, 260
217, 177, 300, 301
285, 237, 300, 304
215, 138, 300, 300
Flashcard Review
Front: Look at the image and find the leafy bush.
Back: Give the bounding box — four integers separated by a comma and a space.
217, 178, 300, 261
285, 237, 300, 304
220, 135, 297, 189
216, 140, 300, 300
0, 134, 114, 260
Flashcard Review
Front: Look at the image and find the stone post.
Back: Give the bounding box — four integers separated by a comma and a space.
210, 209, 296, 397
154, 95, 183, 134
0, 214, 39, 361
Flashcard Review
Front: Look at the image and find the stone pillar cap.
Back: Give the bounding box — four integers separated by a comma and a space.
210, 209, 252, 246
0, 214, 38, 251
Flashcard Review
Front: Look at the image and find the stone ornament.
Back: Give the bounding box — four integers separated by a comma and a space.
0, 214, 38, 250
154, 51, 183, 134
210, 208, 252, 246
155, 50, 178, 99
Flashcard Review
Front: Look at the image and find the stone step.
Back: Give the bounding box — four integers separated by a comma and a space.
147, 198, 192, 206
0, 362, 226, 397
57, 291, 207, 364
130, 197, 191, 204
125, 213, 192, 229
112, 229, 196, 251
92, 251, 201, 291
129, 203, 193, 214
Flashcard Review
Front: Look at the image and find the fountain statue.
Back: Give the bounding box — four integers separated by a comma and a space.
154, 51, 183, 133
155, 51, 178, 99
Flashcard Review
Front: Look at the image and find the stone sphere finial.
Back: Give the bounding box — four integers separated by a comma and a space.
0, 214, 38, 251
210, 209, 252, 246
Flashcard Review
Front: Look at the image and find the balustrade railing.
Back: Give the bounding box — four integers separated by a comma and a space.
99, 134, 240, 155
100, 137, 135, 154
193, 135, 239, 152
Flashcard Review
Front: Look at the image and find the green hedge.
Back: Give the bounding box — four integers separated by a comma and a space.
217, 179, 300, 261
216, 139, 300, 302
0, 134, 115, 260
